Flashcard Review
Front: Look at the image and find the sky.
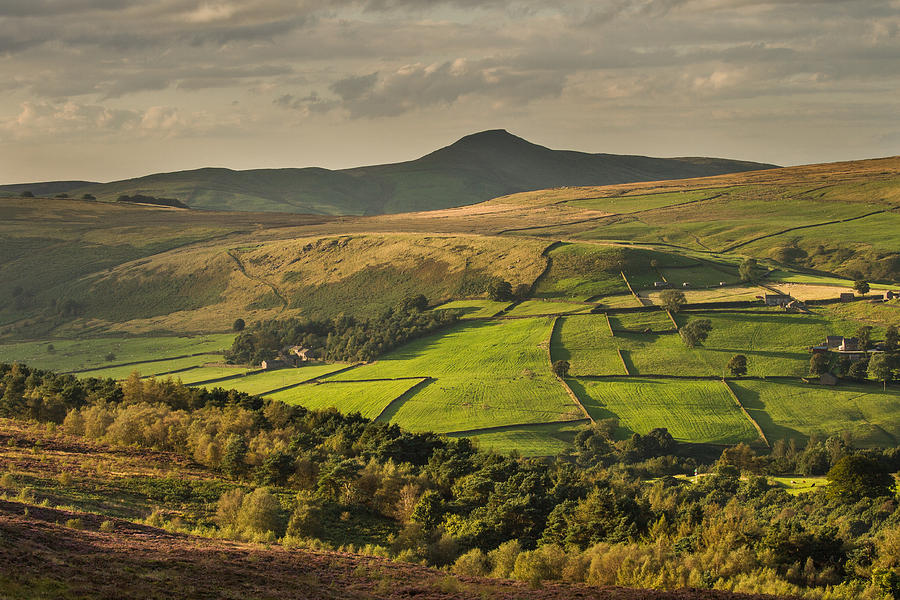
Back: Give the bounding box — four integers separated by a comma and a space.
1, 0, 899, 184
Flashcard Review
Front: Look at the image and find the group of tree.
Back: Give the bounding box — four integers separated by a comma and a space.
1, 361, 898, 598
227, 295, 458, 364
810, 325, 900, 388
486, 279, 530, 302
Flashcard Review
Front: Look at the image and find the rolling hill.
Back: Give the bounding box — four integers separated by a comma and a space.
0, 130, 777, 215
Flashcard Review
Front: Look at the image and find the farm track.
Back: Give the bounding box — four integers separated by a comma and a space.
226, 249, 288, 312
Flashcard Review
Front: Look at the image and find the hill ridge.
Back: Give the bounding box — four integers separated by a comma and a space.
0, 130, 777, 216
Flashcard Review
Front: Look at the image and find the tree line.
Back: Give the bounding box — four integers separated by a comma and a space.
227, 295, 458, 364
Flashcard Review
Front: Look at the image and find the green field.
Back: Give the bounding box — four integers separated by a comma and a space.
550, 315, 625, 376
179, 366, 251, 384
0, 334, 234, 373
769, 476, 829, 495
729, 379, 900, 447
76, 353, 225, 380
555, 309, 840, 378
269, 379, 422, 419
565, 189, 722, 213
325, 318, 580, 432
570, 377, 759, 444
533, 243, 630, 300
432, 299, 511, 318
447, 421, 588, 457
608, 311, 674, 332
658, 264, 740, 288
195, 364, 349, 395
504, 300, 594, 316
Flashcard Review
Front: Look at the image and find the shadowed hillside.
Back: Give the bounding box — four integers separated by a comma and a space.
0, 130, 777, 215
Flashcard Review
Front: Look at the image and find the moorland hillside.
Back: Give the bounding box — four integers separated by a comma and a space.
0, 130, 777, 215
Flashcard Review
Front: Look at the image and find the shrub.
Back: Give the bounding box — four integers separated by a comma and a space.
511, 544, 567, 584
99, 520, 114, 532
65, 518, 84, 529
488, 540, 522, 579
235, 487, 285, 537
452, 548, 491, 577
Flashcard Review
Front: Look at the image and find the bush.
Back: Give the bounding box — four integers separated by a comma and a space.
452, 548, 491, 577
511, 544, 567, 584
235, 487, 285, 537
488, 540, 522, 579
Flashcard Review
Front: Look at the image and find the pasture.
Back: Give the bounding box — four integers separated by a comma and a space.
504, 300, 594, 316
268, 379, 423, 419
0, 334, 233, 373
432, 299, 510, 318
729, 379, 900, 447
194, 364, 348, 395
324, 318, 579, 432
550, 315, 626, 376
76, 353, 225, 380
569, 377, 759, 444
446, 421, 588, 457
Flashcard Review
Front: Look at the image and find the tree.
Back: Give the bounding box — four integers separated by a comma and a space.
847, 357, 869, 381
826, 454, 895, 502
885, 325, 899, 352
81, 193, 96, 200
551, 360, 570, 378
487, 280, 513, 302
856, 325, 873, 350
809, 353, 829, 376
854, 280, 870, 295
869, 353, 893, 390
21, 190, 33, 198
659, 289, 686, 313
680, 319, 712, 348
512, 283, 531, 300
232, 318, 246, 332
739, 258, 758, 282
221, 434, 248, 478
400, 294, 428, 313
727, 354, 748, 377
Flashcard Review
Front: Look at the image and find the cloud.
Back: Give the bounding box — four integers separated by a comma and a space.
279, 59, 567, 118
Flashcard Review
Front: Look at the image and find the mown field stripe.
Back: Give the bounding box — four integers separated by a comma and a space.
259, 363, 363, 395
373, 377, 434, 423
721, 379, 770, 447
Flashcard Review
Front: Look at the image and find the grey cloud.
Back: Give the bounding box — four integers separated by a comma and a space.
284, 59, 566, 118
330, 73, 379, 101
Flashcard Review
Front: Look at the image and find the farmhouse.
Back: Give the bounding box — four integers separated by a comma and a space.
653, 281, 668, 288
764, 294, 792, 307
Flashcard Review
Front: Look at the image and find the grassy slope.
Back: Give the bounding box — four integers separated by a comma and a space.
730, 379, 899, 447
325, 319, 580, 432
570, 377, 758, 444
269, 379, 421, 419
0, 334, 233, 373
